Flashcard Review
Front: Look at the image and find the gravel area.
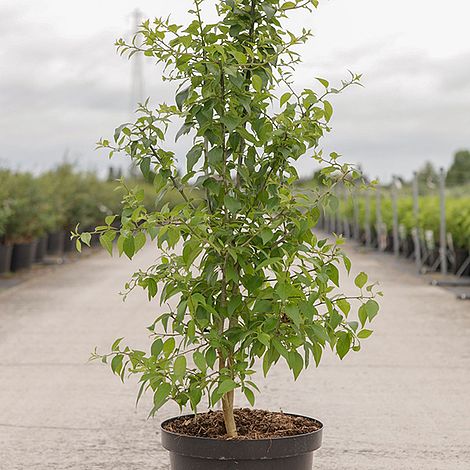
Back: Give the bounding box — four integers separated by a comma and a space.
0, 242, 469, 469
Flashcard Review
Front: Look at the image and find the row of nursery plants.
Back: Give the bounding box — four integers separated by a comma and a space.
326, 190, 470, 274
0, 164, 186, 274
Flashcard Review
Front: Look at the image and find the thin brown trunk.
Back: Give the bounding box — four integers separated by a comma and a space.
222, 390, 237, 438
218, 352, 238, 437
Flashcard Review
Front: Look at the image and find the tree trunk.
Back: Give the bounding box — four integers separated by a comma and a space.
222, 389, 237, 438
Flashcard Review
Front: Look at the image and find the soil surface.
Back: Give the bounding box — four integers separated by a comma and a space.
163, 408, 321, 440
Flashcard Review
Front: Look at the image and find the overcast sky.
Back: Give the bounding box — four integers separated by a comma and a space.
1, 0, 469, 183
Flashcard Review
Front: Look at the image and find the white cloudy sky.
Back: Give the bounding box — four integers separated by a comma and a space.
1, 0, 469, 183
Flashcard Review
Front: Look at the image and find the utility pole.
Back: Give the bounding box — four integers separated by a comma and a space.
131, 8, 145, 108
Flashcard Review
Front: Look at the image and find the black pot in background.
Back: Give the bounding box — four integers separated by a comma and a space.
453, 248, 470, 276
63, 231, 75, 253
35, 237, 47, 263
161, 414, 323, 470
11, 240, 37, 272
47, 230, 65, 256
0, 243, 13, 274
425, 248, 439, 267
399, 236, 414, 258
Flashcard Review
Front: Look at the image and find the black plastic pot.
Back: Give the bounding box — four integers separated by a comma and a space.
161, 414, 323, 470
400, 236, 414, 258
47, 230, 65, 256
35, 237, 47, 263
0, 243, 13, 274
11, 240, 37, 272
454, 248, 470, 276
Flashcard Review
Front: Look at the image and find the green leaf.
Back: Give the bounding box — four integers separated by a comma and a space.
105, 215, 116, 226
285, 304, 302, 327
151, 338, 164, 357
80, 232, 91, 247
260, 229, 274, 244
280, 92, 292, 107
193, 351, 207, 372
243, 387, 256, 406
288, 351, 304, 380
281, 1, 296, 10
358, 304, 368, 327
336, 298, 351, 316
316, 77, 329, 89
208, 147, 223, 165
140, 157, 151, 179
257, 332, 271, 348
173, 356, 186, 379
163, 337, 176, 357
134, 232, 146, 253
220, 114, 240, 132
324, 100, 333, 122
123, 236, 135, 259
312, 342, 322, 367
186, 145, 203, 172
336, 333, 351, 359
111, 355, 123, 375
217, 379, 238, 395
355, 272, 368, 289
325, 264, 339, 287
224, 195, 242, 214
111, 337, 124, 351
153, 382, 171, 411
205, 348, 217, 368
357, 329, 373, 339
364, 299, 379, 321
176, 86, 190, 111
252, 75, 263, 93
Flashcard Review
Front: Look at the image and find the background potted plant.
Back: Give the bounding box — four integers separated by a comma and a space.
75, 1, 381, 468
3, 172, 45, 272
0, 169, 14, 274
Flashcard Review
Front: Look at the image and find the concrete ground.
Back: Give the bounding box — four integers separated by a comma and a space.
0, 242, 469, 469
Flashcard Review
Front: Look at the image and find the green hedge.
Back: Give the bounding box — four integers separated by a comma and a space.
338, 192, 470, 249
0, 164, 186, 244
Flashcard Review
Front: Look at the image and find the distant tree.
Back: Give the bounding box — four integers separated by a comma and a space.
446, 150, 470, 187
416, 161, 438, 190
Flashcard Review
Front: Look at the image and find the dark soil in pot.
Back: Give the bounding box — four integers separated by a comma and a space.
161, 409, 323, 470
47, 230, 64, 256
0, 243, 13, 274
11, 240, 37, 272
35, 237, 47, 263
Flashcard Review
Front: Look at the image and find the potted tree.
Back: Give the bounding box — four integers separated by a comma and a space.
75, 1, 381, 468
3, 172, 45, 272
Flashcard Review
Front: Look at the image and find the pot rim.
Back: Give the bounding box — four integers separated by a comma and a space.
160, 411, 323, 460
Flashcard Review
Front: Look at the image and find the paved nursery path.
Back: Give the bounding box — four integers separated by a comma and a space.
0, 241, 469, 470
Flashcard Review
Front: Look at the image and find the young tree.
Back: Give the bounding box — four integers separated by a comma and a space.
446, 150, 470, 187
75, 0, 380, 438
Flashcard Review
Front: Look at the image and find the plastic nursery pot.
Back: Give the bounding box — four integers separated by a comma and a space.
400, 236, 414, 258
454, 248, 470, 276
47, 230, 65, 256
11, 240, 37, 272
35, 236, 47, 263
0, 243, 13, 274
161, 413, 323, 470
